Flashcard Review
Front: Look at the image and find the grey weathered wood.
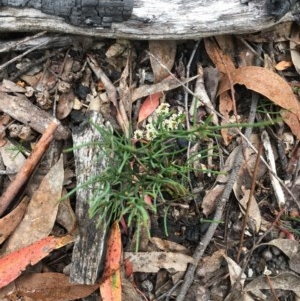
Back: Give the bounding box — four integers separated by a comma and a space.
70, 111, 109, 285
0, 0, 298, 40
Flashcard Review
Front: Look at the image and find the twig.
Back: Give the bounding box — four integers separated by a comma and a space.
175, 92, 259, 301
190, 63, 219, 125
185, 39, 201, 131
236, 143, 263, 263
261, 130, 285, 208
0, 34, 49, 71
0, 121, 58, 216
0, 31, 47, 53
87, 54, 130, 136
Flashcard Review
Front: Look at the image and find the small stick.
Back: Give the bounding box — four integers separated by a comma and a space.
0, 121, 58, 216
261, 130, 285, 208
236, 143, 263, 263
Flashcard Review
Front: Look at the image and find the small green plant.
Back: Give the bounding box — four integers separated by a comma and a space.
66, 103, 218, 249
65, 101, 282, 249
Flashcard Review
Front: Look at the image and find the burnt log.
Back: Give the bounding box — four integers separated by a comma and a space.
0, 0, 299, 40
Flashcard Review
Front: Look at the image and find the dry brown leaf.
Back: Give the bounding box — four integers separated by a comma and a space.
218, 66, 300, 119
0, 272, 98, 301
244, 272, 300, 300
223, 255, 246, 288
124, 252, 195, 273
202, 184, 224, 216
219, 91, 234, 145
259, 238, 300, 274
121, 277, 141, 301
237, 188, 261, 233
56, 90, 75, 120
1, 156, 64, 255
290, 23, 300, 75
149, 40, 176, 83
0, 197, 29, 244
0, 140, 26, 176
197, 249, 225, 277
56, 191, 77, 234
275, 60, 293, 71
150, 237, 190, 254
281, 110, 300, 139
204, 38, 236, 74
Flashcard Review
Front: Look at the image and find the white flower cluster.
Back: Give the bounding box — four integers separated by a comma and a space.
133, 103, 184, 141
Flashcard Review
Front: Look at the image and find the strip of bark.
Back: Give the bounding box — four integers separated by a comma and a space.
0, 121, 58, 216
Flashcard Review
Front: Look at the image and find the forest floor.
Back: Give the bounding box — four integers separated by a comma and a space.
0, 22, 300, 301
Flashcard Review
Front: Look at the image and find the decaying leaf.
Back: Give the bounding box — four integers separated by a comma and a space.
259, 238, 300, 274
218, 66, 300, 120
202, 184, 224, 217
124, 252, 195, 273
56, 191, 77, 234
223, 255, 246, 288
0, 272, 98, 301
149, 40, 176, 83
243, 272, 300, 300
0, 235, 74, 289
0, 197, 30, 244
197, 249, 225, 277
100, 221, 122, 301
275, 60, 292, 71
56, 89, 75, 120
137, 92, 162, 124
0, 140, 26, 175
290, 23, 300, 75
150, 237, 190, 254
281, 110, 300, 140
204, 38, 236, 74
1, 156, 64, 255
237, 188, 261, 233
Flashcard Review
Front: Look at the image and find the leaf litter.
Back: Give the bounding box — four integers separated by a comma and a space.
0, 22, 300, 301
